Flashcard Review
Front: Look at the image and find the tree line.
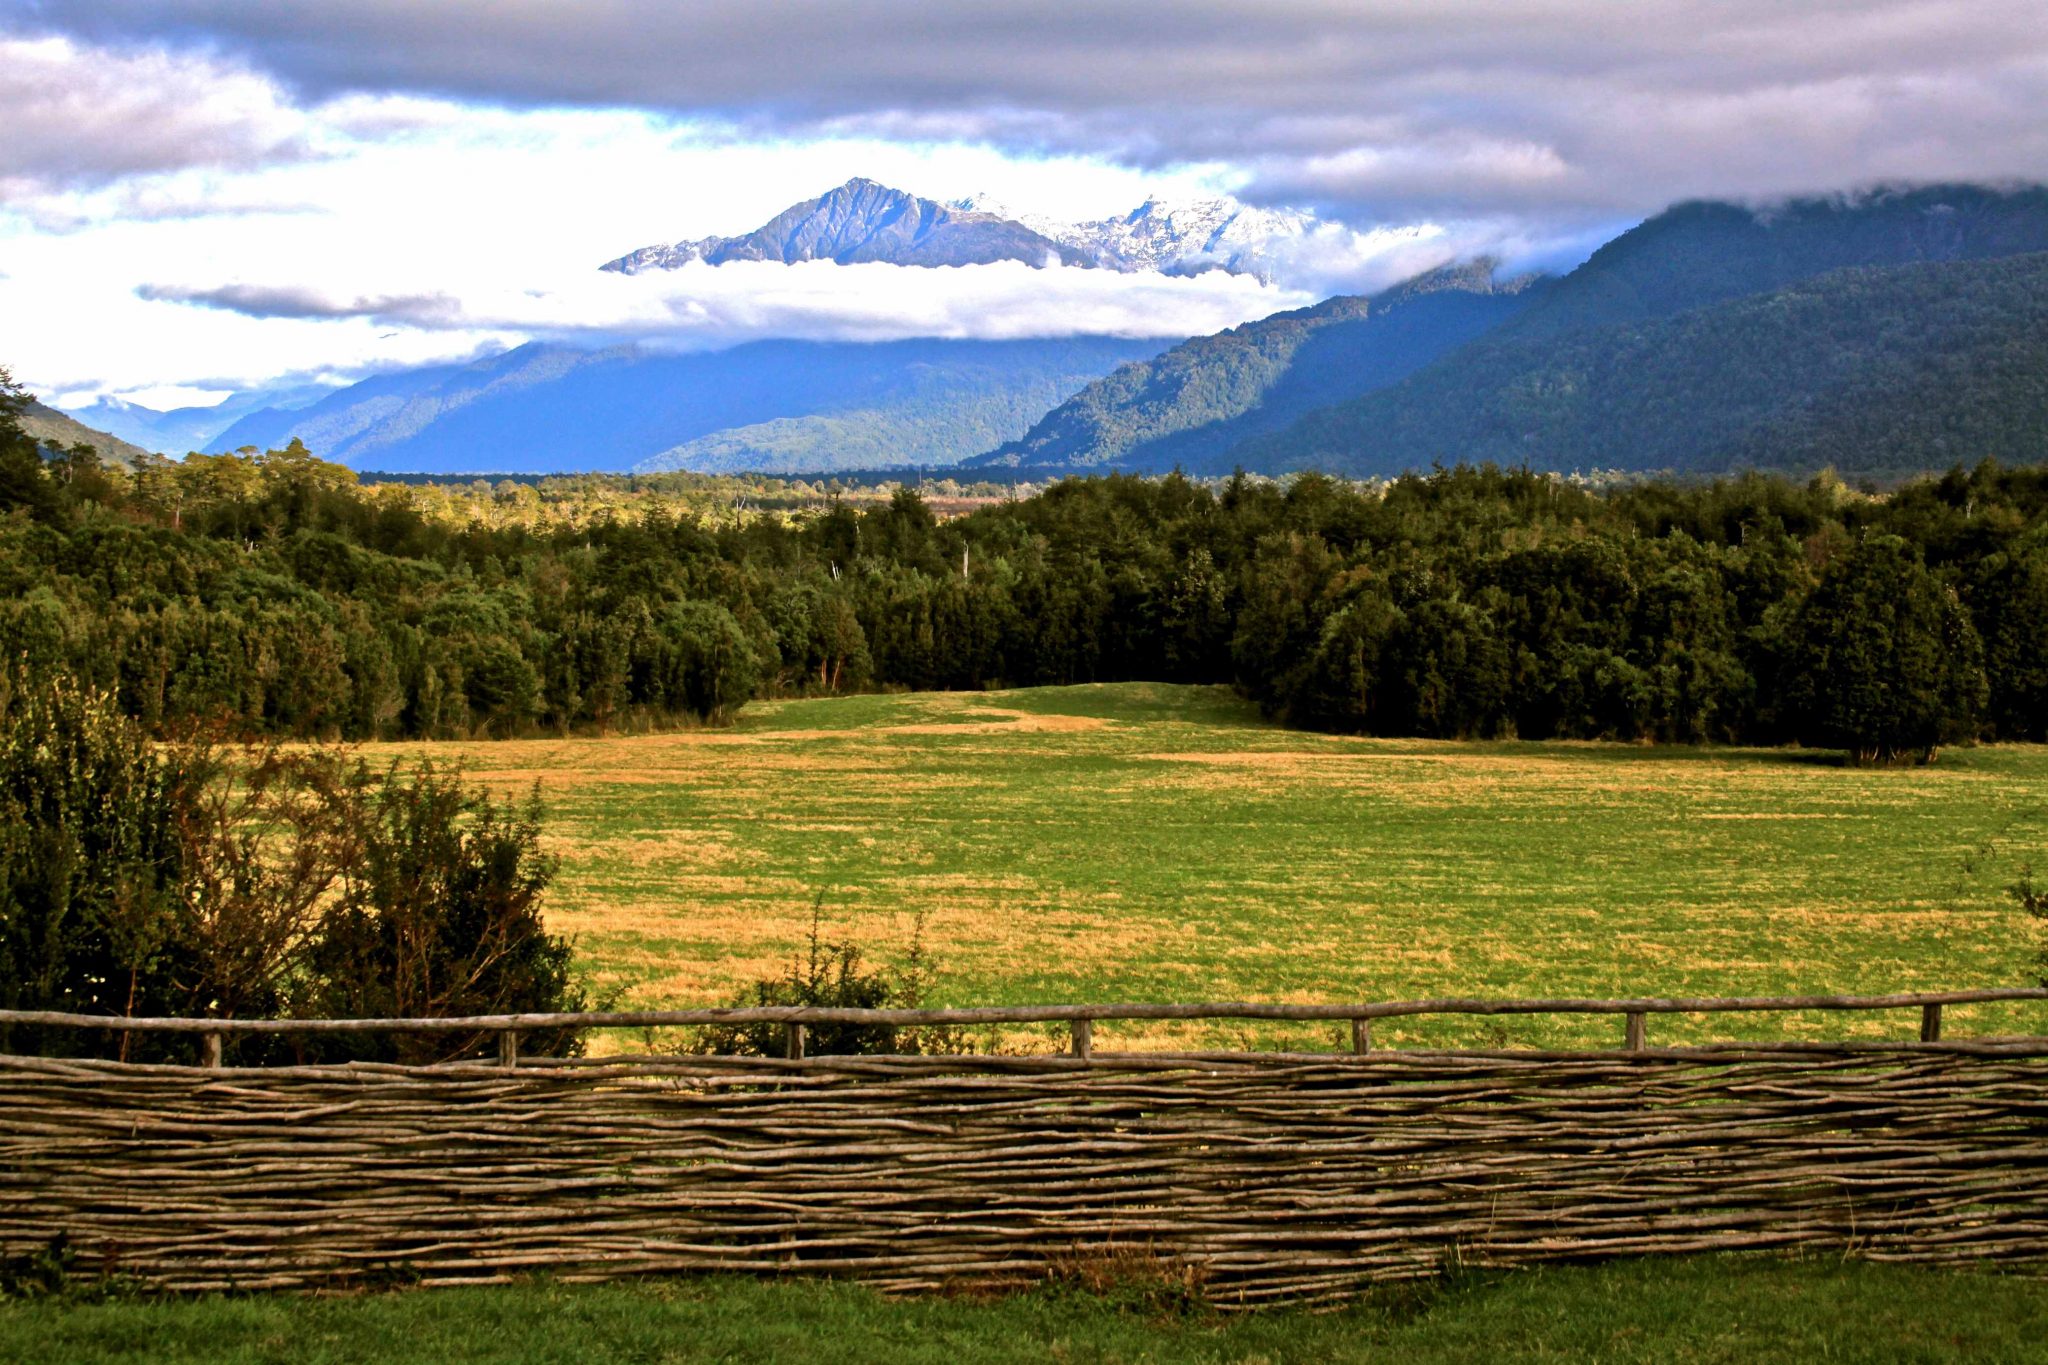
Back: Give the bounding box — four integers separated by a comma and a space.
4, 371, 2043, 762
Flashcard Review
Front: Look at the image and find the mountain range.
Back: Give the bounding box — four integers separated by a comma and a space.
42, 179, 2048, 483
602, 177, 1319, 282
963, 194, 1315, 282
67, 384, 337, 456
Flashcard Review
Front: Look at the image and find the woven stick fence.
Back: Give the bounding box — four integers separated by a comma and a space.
5, 990, 2048, 1305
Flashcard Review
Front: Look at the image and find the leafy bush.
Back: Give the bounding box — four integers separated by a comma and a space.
300, 763, 583, 1064
0, 669, 585, 1062
0, 670, 197, 1055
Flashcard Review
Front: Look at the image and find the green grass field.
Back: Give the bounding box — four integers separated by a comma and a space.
366, 682, 2048, 1052
8, 1258, 2048, 1364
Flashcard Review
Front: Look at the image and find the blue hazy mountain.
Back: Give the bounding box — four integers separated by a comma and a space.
204, 336, 1174, 474
66, 384, 335, 455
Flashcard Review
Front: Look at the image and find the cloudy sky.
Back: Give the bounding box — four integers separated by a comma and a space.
5, 0, 2045, 408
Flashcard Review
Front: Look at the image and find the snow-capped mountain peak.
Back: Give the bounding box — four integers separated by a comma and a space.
1050, 196, 1317, 281
603, 180, 1319, 282
601, 179, 1090, 273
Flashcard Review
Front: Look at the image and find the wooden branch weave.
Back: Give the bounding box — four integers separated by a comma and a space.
6, 1047, 2047, 1306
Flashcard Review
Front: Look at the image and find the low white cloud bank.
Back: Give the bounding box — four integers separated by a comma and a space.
11, 217, 1528, 401
137, 256, 1321, 349
9, 13, 1822, 404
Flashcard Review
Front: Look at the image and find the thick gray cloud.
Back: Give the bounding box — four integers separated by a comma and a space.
0, 33, 308, 193
18, 0, 2048, 222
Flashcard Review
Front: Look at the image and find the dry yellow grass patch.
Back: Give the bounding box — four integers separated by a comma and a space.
543, 829, 741, 870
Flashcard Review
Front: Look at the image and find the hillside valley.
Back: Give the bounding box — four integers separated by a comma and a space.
968, 260, 1543, 473
17, 400, 153, 467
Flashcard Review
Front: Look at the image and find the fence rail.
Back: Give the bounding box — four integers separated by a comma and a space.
6, 986, 2048, 1063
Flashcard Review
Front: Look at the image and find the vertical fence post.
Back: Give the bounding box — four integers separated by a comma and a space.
498, 1030, 520, 1068
785, 1023, 807, 1060
1351, 1018, 1371, 1055
200, 1031, 223, 1069
1624, 1012, 1647, 1052
1071, 1018, 1093, 1059
1920, 1003, 1944, 1043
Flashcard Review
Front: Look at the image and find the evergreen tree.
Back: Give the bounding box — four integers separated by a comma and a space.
1781, 536, 1988, 763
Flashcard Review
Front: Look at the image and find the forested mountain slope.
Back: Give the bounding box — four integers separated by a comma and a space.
1505, 183, 2048, 339
1232, 251, 2048, 477
969, 262, 1540, 473
18, 401, 154, 466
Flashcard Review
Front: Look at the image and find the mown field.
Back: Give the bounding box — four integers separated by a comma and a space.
8, 1258, 2048, 1364
366, 682, 2048, 1052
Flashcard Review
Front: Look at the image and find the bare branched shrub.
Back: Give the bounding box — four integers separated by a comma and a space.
164, 744, 363, 1027
694, 899, 963, 1057
1043, 1243, 1209, 1316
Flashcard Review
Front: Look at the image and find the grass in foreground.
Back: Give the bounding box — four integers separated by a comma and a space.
364, 683, 2048, 1051
6, 1258, 2046, 1364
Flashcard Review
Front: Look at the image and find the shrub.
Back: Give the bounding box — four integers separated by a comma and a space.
0, 669, 585, 1062
0, 670, 194, 1055
299, 762, 583, 1064
696, 901, 953, 1057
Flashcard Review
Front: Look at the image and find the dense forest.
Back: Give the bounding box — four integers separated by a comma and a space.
4, 371, 2043, 761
